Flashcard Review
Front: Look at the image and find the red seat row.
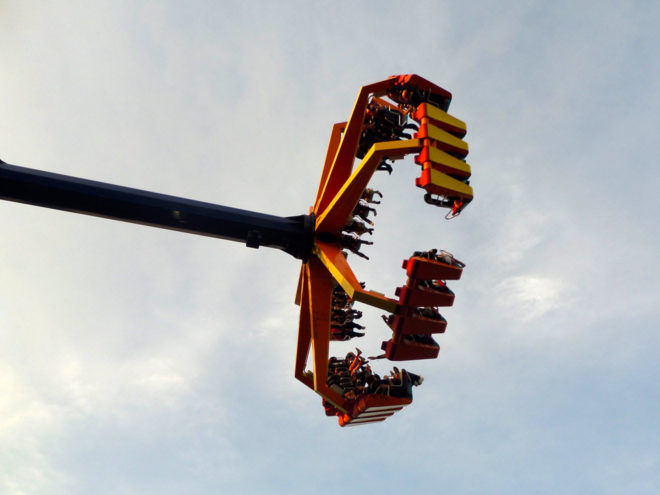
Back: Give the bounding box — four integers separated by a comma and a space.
381, 253, 464, 361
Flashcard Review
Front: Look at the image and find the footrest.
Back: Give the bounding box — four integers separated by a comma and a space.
416, 167, 474, 203
412, 102, 467, 138
415, 122, 469, 158
395, 284, 455, 307
338, 395, 411, 427
415, 145, 471, 180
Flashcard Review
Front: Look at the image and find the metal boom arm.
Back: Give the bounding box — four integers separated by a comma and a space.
0, 160, 314, 260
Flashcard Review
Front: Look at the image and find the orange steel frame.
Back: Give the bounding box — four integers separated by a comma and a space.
294, 74, 471, 416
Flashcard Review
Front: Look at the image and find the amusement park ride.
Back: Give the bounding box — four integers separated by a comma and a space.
0, 74, 473, 427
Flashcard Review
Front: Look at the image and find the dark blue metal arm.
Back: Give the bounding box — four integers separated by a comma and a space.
0, 159, 314, 260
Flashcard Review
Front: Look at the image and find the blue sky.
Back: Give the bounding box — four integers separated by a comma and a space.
1, 1, 659, 493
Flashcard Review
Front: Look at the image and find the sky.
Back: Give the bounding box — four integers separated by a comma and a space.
1, 1, 659, 493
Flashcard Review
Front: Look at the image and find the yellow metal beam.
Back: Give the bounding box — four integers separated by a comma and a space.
312, 122, 346, 213
314, 242, 399, 313
315, 139, 422, 234
313, 79, 392, 215
306, 257, 349, 412
314, 241, 362, 297
352, 289, 398, 313
294, 258, 350, 414
307, 258, 332, 392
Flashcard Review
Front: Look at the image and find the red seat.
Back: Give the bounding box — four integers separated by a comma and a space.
395, 284, 455, 307
381, 337, 440, 361
384, 313, 447, 335
402, 256, 463, 281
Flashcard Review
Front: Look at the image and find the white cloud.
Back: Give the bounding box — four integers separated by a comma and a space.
1, 1, 659, 493
496, 274, 567, 322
